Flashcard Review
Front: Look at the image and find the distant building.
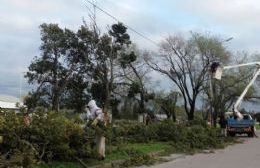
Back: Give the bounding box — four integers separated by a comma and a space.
0, 100, 19, 110
0, 95, 21, 111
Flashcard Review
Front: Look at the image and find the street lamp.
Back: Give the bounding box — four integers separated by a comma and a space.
222, 37, 233, 43
19, 72, 26, 103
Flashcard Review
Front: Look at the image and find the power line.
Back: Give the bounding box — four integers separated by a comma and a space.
84, 0, 159, 47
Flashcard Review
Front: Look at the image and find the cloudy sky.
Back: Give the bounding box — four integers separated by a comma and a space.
1, 0, 260, 99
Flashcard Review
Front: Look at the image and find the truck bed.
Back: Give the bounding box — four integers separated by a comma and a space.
227, 118, 255, 136
227, 119, 255, 128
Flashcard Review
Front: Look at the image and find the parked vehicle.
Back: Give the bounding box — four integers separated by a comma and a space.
226, 113, 255, 137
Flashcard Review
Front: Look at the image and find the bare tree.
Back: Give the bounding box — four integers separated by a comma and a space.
146, 33, 230, 120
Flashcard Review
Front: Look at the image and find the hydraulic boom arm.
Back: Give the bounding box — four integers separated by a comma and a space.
233, 67, 260, 113
211, 62, 260, 119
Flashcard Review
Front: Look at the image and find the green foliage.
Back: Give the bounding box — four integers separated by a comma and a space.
187, 118, 208, 127
103, 120, 232, 167
24, 91, 51, 112
61, 75, 90, 113
255, 124, 260, 130
120, 51, 137, 68
106, 143, 163, 167
191, 33, 230, 63
24, 21, 144, 117
0, 111, 234, 167
90, 22, 134, 108
89, 83, 105, 105
254, 113, 260, 122
0, 110, 91, 167
154, 92, 180, 120
25, 23, 91, 111
107, 120, 232, 154
119, 154, 155, 167
39, 162, 81, 168
109, 22, 131, 46
128, 82, 141, 97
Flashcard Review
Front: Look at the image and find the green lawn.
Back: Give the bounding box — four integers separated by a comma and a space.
39, 162, 81, 168
255, 124, 260, 130
122, 142, 171, 155
91, 142, 171, 164
40, 142, 171, 168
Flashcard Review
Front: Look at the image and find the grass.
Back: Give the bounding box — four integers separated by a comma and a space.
255, 124, 260, 130
39, 162, 81, 168
124, 142, 171, 154
103, 142, 171, 161
91, 142, 171, 164
40, 142, 171, 168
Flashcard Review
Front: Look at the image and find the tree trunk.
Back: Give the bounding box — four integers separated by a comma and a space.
103, 78, 111, 123
139, 92, 145, 114
166, 113, 171, 119
172, 107, 176, 122
212, 79, 218, 127
104, 88, 111, 113
172, 114, 176, 122
52, 91, 60, 112
172, 95, 177, 121
52, 52, 59, 112
213, 107, 219, 127
188, 112, 194, 121
188, 102, 195, 120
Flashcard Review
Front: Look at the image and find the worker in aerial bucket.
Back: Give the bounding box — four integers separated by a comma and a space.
86, 100, 106, 160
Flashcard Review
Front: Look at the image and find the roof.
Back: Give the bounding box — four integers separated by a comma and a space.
0, 100, 19, 109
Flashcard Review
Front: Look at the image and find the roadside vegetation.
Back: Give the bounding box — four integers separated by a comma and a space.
255, 124, 260, 130
0, 109, 235, 167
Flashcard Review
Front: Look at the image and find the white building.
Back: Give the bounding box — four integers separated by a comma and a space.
0, 95, 21, 110
0, 101, 19, 110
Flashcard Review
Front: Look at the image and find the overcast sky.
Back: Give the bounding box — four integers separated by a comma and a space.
1, 0, 260, 99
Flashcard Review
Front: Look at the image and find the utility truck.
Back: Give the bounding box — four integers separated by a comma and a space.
211, 61, 260, 137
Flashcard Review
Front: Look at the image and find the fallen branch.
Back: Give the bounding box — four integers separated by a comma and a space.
74, 156, 88, 168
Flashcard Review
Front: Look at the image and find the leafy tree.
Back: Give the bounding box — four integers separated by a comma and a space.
90, 23, 132, 112
25, 23, 91, 112
117, 48, 153, 115
154, 91, 181, 121
61, 74, 90, 113
23, 90, 50, 112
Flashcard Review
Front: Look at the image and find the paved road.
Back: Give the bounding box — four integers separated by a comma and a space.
149, 133, 260, 168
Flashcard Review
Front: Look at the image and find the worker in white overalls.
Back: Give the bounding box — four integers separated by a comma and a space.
86, 100, 106, 160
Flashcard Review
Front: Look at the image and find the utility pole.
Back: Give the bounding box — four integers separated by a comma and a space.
19, 72, 25, 103
209, 73, 214, 126
19, 72, 22, 102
